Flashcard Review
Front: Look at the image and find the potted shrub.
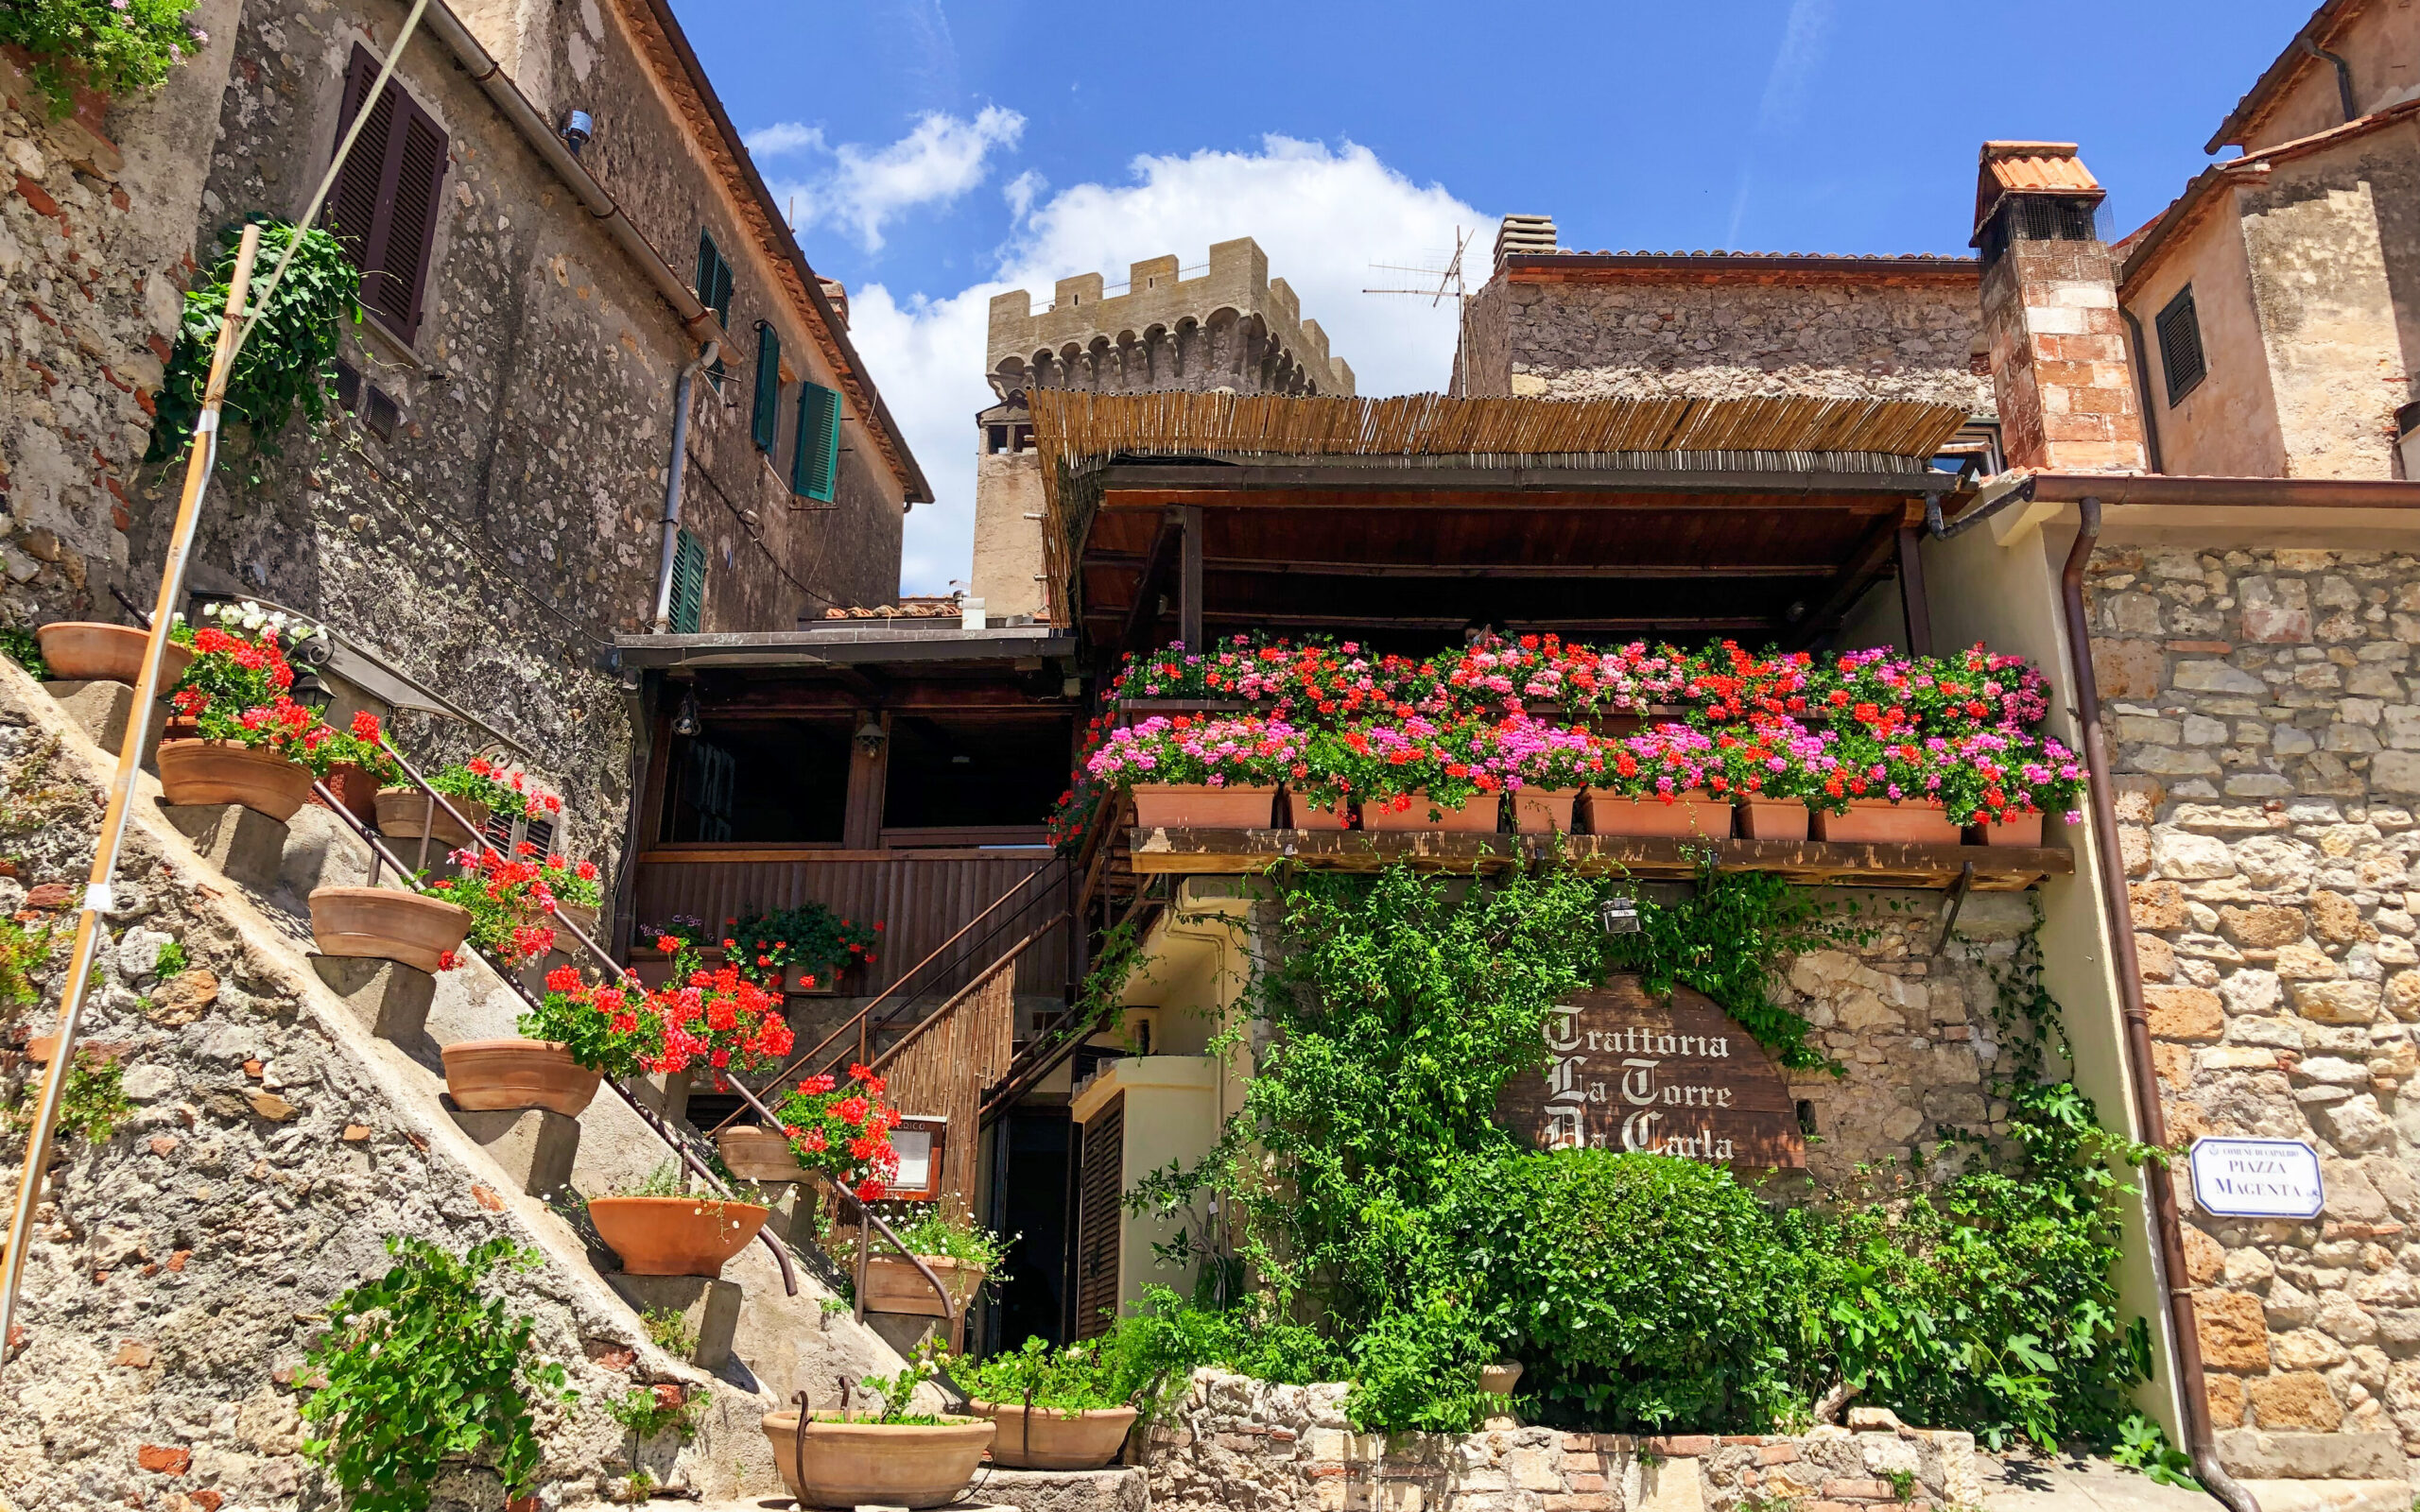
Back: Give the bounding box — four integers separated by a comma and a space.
958, 1335, 1139, 1469
724, 902, 883, 994
311, 710, 398, 826
441, 964, 660, 1117
863, 1203, 1010, 1319
1586, 725, 1730, 839
1704, 713, 1839, 843
1084, 713, 1301, 829
308, 881, 471, 974
587, 1161, 769, 1278
1468, 716, 1606, 834
529, 851, 604, 940
639, 933, 799, 1090
32, 617, 193, 686
761, 1341, 994, 1509
157, 619, 332, 818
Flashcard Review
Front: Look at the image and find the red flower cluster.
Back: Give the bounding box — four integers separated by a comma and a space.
642, 954, 797, 1087
772, 1064, 902, 1202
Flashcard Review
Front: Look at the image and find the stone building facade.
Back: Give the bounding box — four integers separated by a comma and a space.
3, 0, 929, 877
1456, 221, 1990, 411
2090, 542, 2420, 1477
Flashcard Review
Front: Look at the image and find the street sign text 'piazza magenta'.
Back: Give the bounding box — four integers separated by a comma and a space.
1495, 976, 1806, 1169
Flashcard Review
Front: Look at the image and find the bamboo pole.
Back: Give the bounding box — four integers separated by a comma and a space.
0, 224, 264, 1378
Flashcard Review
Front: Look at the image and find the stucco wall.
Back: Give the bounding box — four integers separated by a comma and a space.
2123, 183, 2291, 479
2233, 4, 2420, 153
2088, 541, 2420, 1482
1458, 273, 1991, 408
971, 449, 1046, 620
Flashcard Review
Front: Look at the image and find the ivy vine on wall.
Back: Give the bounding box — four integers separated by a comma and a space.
147, 218, 361, 466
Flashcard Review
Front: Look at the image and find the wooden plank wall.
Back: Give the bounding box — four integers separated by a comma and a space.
631, 852, 1066, 998
873, 960, 1018, 1215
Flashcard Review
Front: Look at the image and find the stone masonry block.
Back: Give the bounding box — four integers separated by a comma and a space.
2215, 1429, 2406, 1481
2236, 1483, 2417, 1512
605, 1273, 742, 1374
2199, 1289, 2274, 1372
978, 1467, 1150, 1512
2244, 1371, 2345, 1431
44, 679, 165, 755
447, 1106, 579, 1201
312, 954, 435, 1042
160, 801, 288, 891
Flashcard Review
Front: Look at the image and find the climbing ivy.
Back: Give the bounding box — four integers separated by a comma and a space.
147, 218, 360, 464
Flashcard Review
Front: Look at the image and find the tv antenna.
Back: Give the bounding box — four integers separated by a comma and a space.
1363, 225, 1477, 390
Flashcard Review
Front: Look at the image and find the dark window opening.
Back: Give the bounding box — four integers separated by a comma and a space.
880, 713, 1072, 834
363, 385, 400, 441
332, 357, 362, 413
989, 1108, 1074, 1349
326, 44, 449, 343
986, 423, 1010, 455
658, 717, 853, 844
1796, 1099, 1818, 1137
1013, 423, 1034, 452
1979, 195, 2098, 263
2156, 285, 2207, 406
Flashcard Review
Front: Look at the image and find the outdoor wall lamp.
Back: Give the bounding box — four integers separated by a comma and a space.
672, 687, 700, 737
853, 717, 887, 757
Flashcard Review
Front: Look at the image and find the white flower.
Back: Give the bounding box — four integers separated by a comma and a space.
202, 603, 219, 617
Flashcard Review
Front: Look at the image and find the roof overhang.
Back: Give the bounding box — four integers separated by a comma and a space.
615, 625, 1078, 671
1496, 251, 1979, 285
2207, 0, 2359, 152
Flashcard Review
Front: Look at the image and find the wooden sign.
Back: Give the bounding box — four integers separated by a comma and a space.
1495, 976, 1805, 1169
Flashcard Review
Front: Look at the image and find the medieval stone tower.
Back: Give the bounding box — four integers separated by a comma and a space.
969, 237, 1357, 621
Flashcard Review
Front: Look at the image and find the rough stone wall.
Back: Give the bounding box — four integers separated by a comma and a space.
2087, 542, 2420, 1481
0, 668, 786, 1509
0, 0, 240, 629
1145, 1371, 1982, 1512
1457, 274, 1991, 409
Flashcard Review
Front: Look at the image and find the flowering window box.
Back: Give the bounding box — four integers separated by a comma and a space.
1583, 790, 1731, 840
1969, 813, 2047, 848
1511, 788, 1582, 834
1812, 799, 1962, 846
1360, 792, 1501, 833
1129, 782, 1279, 830
1734, 799, 1810, 842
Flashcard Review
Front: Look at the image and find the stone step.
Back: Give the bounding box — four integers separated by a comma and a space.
159, 800, 287, 891
607, 1272, 745, 1372
448, 1104, 580, 1199
43, 678, 165, 755
314, 954, 436, 1041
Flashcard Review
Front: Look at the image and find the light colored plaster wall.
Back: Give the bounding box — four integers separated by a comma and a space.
2237, 3, 2420, 153
971, 450, 1046, 619
1914, 512, 2185, 1439
2125, 188, 2292, 480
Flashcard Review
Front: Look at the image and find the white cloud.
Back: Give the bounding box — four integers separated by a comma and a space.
1001, 168, 1046, 224
854, 135, 1489, 594
746, 120, 825, 158
756, 107, 1026, 254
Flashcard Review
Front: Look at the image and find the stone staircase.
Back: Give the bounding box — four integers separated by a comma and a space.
0, 658, 913, 1507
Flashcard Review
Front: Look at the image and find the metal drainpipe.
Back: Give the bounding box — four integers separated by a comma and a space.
2059, 497, 2258, 1512
2120, 306, 2167, 474
2301, 36, 2360, 124
652, 339, 719, 633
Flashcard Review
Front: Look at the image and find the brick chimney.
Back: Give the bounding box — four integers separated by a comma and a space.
1972, 143, 2146, 473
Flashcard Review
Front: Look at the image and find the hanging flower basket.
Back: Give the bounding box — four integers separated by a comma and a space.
33, 622, 192, 686
973, 1402, 1137, 1470
156, 739, 315, 819
760, 1410, 994, 1510
587, 1194, 769, 1277
1811, 799, 1962, 846
308, 885, 470, 974
374, 786, 489, 850
440, 1038, 600, 1117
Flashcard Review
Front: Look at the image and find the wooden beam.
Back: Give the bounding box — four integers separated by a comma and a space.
1120, 509, 1183, 654
1124, 828, 2069, 891
1179, 503, 1203, 649
1896, 525, 1934, 656
841, 711, 890, 850
1081, 610, 1785, 634
1081, 553, 1832, 579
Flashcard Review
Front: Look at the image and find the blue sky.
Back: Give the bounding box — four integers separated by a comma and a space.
666, 0, 2304, 595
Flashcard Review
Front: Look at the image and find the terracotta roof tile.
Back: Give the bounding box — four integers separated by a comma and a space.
821, 597, 963, 620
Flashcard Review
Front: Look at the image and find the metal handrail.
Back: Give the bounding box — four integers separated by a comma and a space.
870, 913, 1066, 1074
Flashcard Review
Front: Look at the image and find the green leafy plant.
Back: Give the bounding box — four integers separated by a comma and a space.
891, 1202, 1013, 1276
2109, 1414, 2197, 1489
848, 1336, 954, 1424
0, 627, 47, 679
7, 1049, 131, 1142
639, 1307, 694, 1358
725, 902, 883, 991
151, 939, 187, 977
1881, 1469, 1915, 1503
300, 1235, 571, 1512
0, 915, 56, 1013
603, 1384, 700, 1443
148, 219, 360, 463
956, 1334, 1131, 1415
0, 0, 204, 115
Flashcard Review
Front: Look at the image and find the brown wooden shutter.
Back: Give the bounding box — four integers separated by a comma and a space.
1072, 1093, 1123, 1340
325, 44, 449, 343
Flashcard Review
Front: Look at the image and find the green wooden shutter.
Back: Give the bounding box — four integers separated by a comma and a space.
790, 382, 841, 502
751, 322, 781, 452
695, 231, 734, 389
668, 527, 707, 633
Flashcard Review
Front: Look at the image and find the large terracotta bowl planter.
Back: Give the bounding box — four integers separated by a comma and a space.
1735, 799, 1810, 841
761, 1410, 994, 1509
863, 1254, 984, 1317
1512, 788, 1580, 834
717, 1124, 804, 1181
974, 1402, 1137, 1469
35, 622, 193, 686
552, 901, 599, 941
1128, 783, 1277, 829
441, 1038, 600, 1116
1812, 799, 1962, 846
1971, 812, 2047, 848
374, 786, 490, 850
1360, 792, 1500, 833
1582, 790, 1731, 840
156, 739, 315, 819
588, 1194, 769, 1277
1479, 1360, 1525, 1396
309, 885, 471, 973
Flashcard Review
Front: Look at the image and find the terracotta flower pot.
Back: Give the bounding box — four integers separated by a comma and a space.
1970, 812, 2047, 848
156, 739, 315, 819
308, 885, 471, 974
441, 1038, 600, 1116
1734, 799, 1811, 841
313, 762, 384, 826
1359, 791, 1500, 833
34, 622, 194, 686
588, 1194, 770, 1277
1512, 788, 1581, 834
717, 1124, 804, 1181
1811, 799, 1962, 846
1286, 791, 1348, 829
760, 1410, 994, 1509
374, 786, 490, 850
1128, 782, 1277, 829
974, 1402, 1138, 1469
862, 1254, 984, 1317
551, 900, 599, 944
1478, 1360, 1526, 1397
1582, 789, 1730, 840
